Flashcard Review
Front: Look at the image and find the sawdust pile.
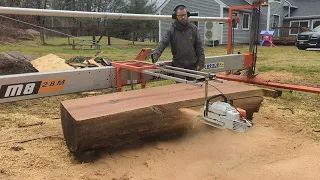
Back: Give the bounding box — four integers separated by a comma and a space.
0, 51, 38, 75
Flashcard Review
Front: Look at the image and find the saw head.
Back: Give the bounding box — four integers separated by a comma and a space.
202, 94, 253, 133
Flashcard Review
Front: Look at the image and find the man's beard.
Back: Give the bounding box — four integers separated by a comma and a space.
178, 20, 187, 26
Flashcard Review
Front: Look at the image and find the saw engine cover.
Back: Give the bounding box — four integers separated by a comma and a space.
210, 101, 240, 119
203, 99, 253, 133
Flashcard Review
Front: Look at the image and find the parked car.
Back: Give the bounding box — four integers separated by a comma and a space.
296, 26, 320, 50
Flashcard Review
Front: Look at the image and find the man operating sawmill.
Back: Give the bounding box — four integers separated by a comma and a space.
152, 4, 205, 79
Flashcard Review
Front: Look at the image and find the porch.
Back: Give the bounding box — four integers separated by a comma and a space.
271, 26, 309, 45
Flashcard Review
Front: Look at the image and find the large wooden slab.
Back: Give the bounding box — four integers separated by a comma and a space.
60, 81, 264, 153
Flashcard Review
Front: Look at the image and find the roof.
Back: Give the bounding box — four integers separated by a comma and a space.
155, 0, 249, 14
220, 0, 249, 7
283, 1, 298, 9
287, 0, 320, 17
155, 0, 170, 14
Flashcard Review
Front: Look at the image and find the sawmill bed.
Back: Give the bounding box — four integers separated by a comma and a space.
60, 80, 264, 159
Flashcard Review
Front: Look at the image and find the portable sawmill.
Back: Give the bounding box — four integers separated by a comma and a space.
0, 0, 319, 159
111, 48, 254, 133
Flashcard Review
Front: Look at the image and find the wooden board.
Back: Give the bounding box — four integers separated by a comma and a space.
60, 81, 264, 153
86, 50, 103, 67
31, 54, 74, 72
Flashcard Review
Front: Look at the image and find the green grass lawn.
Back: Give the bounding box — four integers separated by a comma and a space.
1, 36, 319, 85
2, 36, 319, 85
0, 36, 319, 139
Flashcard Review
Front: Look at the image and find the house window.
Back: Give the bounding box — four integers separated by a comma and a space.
232, 12, 238, 29
190, 12, 199, 28
289, 20, 309, 35
243, 13, 250, 30
312, 19, 320, 29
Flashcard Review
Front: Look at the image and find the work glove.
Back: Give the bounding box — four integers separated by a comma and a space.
197, 65, 204, 71
152, 54, 160, 64
150, 53, 164, 66
157, 61, 165, 66
151, 50, 161, 64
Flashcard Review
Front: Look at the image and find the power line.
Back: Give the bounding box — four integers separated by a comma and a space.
0, 14, 154, 55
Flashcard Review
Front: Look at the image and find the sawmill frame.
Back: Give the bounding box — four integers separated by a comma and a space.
0, 0, 319, 104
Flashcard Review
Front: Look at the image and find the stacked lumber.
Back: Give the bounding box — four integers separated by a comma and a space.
31, 54, 74, 72
31, 51, 112, 70
60, 81, 264, 153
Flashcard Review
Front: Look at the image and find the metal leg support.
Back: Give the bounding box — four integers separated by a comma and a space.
141, 73, 146, 89
205, 78, 208, 107
116, 67, 123, 92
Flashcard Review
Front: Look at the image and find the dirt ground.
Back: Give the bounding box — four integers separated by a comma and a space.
0, 79, 319, 180
0, 56, 319, 180
0, 105, 319, 180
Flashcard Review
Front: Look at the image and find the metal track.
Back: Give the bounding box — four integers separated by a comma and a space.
0, 55, 245, 103
142, 69, 204, 87
0, 6, 229, 22
0, 67, 116, 103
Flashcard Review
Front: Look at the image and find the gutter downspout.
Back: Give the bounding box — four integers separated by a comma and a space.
284, 0, 291, 17
220, 5, 224, 44
267, 2, 271, 30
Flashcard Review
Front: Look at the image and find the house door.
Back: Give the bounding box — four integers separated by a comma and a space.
273, 15, 280, 37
